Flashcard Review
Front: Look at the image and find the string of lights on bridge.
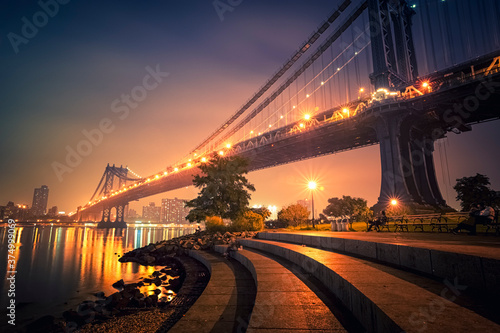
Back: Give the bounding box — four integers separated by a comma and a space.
77, 0, 500, 214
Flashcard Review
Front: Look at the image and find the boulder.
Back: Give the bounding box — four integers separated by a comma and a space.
112, 279, 124, 290
94, 291, 105, 299
62, 310, 87, 326
143, 255, 156, 265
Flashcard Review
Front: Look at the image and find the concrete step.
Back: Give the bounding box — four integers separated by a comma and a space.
169, 250, 256, 333
257, 232, 500, 296
239, 238, 500, 333
214, 245, 349, 332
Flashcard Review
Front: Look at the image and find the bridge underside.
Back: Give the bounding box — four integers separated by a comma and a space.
78, 67, 500, 221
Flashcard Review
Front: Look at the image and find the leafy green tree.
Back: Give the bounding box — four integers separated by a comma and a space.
185, 153, 255, 222
454, 173, 499, 211
323, 195, 371, 221
278, 203, 310, 227
249, 207, 271, 221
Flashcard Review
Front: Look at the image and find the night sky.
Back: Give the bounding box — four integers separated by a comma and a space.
1, 0, 499, 215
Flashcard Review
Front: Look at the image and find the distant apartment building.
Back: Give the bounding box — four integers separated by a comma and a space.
161, 198, 190, 224
127, 208, 139, 220
142, 202, 161, 222
32, 185, 49, 216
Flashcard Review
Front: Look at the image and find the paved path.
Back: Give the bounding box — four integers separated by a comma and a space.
265, 230, 500, 259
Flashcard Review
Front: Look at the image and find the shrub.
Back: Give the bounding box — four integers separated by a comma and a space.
231, 211, 264, 231
205, 216, 227, 233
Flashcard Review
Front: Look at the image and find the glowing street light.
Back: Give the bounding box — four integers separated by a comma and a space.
391, 199, 398, 206
308, 181, 318, 228
304, 114, 311, 120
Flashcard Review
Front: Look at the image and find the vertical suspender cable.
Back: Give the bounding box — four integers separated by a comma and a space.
422, 0, 437, 71
442, 0, 455, 65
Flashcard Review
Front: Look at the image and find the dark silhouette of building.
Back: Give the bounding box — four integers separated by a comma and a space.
127, 208, 139, 220
1, 202, 30, 221
48, 206, 58, 217
32, 185, 49, 216
161, 197, 191, 224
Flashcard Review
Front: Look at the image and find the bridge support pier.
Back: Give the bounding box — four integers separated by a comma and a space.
98, 203, 127, 228
373, 112, 449, 213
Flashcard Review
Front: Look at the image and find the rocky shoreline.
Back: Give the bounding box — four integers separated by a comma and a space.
118, 230, 258, 265
25, 230, 257, 332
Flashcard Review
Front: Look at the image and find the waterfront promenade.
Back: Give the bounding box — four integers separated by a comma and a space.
174, 231, 500, 332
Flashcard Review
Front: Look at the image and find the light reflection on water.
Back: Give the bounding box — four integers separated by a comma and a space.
0, 225, 194, 328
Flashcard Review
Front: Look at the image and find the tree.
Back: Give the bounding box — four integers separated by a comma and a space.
323, 195, 371, 221
454, 173, 499, 211
278, 203, 310, 227
185, 153, 255, 222
249, 207, 271, 221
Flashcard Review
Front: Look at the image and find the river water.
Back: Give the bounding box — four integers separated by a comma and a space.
0, 224, 196, 330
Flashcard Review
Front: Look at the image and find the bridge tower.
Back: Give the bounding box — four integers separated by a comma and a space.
368, 0, 449, 212
78, 163, 140, 227
368, 0, 418, 89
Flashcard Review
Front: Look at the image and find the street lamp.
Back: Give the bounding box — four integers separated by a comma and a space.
308, 181, 317, 228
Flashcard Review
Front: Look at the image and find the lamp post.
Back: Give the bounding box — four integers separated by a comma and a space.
308, 181, 317, 228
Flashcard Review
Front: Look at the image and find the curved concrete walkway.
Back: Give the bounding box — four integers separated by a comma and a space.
240, 238, 500, 333
169, 250, 255, 333
214, 245, 348, 332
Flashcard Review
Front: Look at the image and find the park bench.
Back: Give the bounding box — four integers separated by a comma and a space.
484, 210, 500, 235
431, 212, 469, 232
368, 211, 499, 234
438, 210, 499, 235
381, 213, 465, 232
376, 215, 405, 232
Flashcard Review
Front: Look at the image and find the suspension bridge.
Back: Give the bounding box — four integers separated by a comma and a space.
74, 0, 500, 225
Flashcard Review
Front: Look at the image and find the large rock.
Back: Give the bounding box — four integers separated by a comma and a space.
112, 279, 124, 290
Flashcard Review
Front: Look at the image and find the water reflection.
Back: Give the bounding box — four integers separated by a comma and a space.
0, 225, 194, 328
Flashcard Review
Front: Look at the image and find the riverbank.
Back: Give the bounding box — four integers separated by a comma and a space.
23, 230, 255, 332
118, 230, 258, 265
24, 258, 184, 332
